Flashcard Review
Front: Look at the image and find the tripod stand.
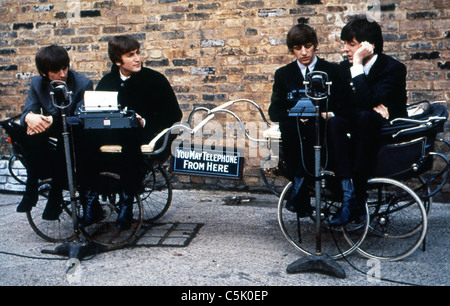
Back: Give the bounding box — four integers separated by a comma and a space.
285, 71, 346, 278
41, 81, 100, 260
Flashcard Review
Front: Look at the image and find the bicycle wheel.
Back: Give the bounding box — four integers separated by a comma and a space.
26, 179, 75, 243
140, 166, 172, 223
80, 172, 143, 250
8, 154, 27, 185
277, 182, 369, 260
357, 178, 427, 261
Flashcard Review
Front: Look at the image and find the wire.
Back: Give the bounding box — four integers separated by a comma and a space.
0, 250, 67, 261
328, 225, 425, 286
0, 249, 98, 261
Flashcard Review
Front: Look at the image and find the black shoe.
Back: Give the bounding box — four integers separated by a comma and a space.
16, 179, 39, 213
16, 193, 38, 213
286, 198, 313, 217
42, 188, 63, 221
329, 179, 356, 227
78, 190, 103, 228
116, 192, 134, 230
285, 176, 312, 217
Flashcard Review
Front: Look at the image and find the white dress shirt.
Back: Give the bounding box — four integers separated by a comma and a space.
350, 54, 378, 78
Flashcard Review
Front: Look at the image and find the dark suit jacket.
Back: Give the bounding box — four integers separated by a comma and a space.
268, 57, 342, 179
338, 53, 408, 120
96, 65, 182, 144
20, 69, 93, 127
268, 57, 342, 123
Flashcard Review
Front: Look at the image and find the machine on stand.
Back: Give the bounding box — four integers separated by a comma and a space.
286, 71, 346, 278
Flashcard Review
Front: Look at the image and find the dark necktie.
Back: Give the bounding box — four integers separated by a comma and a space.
305, 67, 310, 79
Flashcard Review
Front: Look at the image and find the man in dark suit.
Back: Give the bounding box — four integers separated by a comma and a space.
80, 35, 182, 230
18, 45, 93, 220
269, 24, 342, 216
328, 16, 407, 226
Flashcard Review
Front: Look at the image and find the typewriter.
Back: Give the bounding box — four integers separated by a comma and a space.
78, 91, 140, 129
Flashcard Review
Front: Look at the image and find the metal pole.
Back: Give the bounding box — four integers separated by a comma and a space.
41, 82, 100, 260
314, 104, 322, 255
60, 110, 80, 240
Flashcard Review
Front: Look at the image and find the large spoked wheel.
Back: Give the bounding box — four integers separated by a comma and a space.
80, 172, 143, 250
140, 165, 172, 223
277, 182, 369, 260
357, 178, 427, 262
26, 179, 75, 243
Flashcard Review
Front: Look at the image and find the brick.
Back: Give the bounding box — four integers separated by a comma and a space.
410, 51, 441, 60
437, 61, 450, 70
200, 40, 225, 48
173, 58, 198, 66
33, 5, 54, 12
80, 10, 101, 18
258, 9, 286, 18
297, 0, 322, 4
145, 59, 170, 67
12, 23, 34, 30
0, 65, 17, 71
0, 49, 15, 55
202, 94, 227, 102
407, 11, 439, 19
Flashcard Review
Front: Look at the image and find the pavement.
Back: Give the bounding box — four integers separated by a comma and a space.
0, 188, 448, 288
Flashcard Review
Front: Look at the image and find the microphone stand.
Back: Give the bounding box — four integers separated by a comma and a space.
286, 72, 346, 278
41, 81, 100, 261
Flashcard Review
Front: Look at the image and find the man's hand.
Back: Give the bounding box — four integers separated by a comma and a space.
25, 113, 53, 135
353, 41, 374, 66
321, 112, 334, 120
135, 113, 145, 127
373, 104, 389, 120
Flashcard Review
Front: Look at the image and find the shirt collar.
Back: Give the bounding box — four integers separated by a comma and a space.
119, 69, 131, 81
297, 56, 318, 78
364, 54, 378, 75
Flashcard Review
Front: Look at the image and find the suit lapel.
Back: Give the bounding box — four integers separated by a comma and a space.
366, 54, 385, 82
288, 60, 305, 88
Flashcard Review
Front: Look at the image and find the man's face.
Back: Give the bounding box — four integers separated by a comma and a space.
292, 43, 316, 66
45, 67, 69, 82
343, 38, 362, 63
117, 49, 142, 77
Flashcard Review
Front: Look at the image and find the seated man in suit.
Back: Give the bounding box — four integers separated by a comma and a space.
79, 35, 182, 230
18, 45, 93, 220
328, 16, 408, 226
268, 24, 342, 216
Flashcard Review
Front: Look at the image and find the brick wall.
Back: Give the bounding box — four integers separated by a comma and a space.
0, 0, 448, 198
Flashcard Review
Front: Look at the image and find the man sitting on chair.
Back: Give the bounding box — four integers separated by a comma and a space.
328, 16, 408, 226
79, 35, 182, 230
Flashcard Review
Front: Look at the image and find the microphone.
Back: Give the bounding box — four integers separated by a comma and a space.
50, 81, 72, 108
304, 71, 331, 100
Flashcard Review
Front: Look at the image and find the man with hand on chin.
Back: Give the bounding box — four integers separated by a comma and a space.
328, 16, 407, 226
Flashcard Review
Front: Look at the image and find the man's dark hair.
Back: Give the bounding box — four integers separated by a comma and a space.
341, 15, 384, 54
108, 35, 141, 65
286, 24, 318, 53
35, 45, 70, 76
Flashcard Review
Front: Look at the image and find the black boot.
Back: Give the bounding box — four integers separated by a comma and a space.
329, 179, 357, 226
42, 186, 63, 221
16, 178, 38, 213
286, 176, 313, 217
78, 190, 103, 228
116, 191, 134, 230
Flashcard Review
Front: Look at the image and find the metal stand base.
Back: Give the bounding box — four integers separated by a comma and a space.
287, 254, 346, 279
42, 241, 103, 260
